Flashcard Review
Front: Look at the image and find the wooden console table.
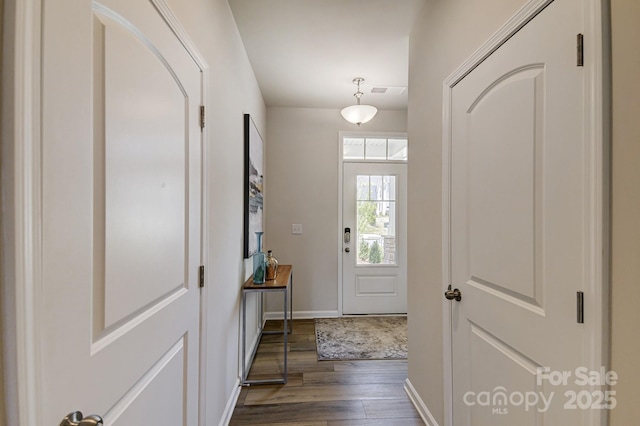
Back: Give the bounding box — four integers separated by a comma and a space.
241, 264, 293, 385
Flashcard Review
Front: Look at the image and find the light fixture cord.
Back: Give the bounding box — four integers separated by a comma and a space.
354, 79, 363, 105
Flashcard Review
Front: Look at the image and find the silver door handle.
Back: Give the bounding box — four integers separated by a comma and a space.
444, 285, 462, 302
60, 411, 103, 426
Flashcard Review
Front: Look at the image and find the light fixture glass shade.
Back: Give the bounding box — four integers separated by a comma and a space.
340, 104, 378, 126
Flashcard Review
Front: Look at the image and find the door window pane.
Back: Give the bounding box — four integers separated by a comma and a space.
344, 137, 365, 159
365, 138, 387, 160
356, 175, 397, 265
369, 176, 383, 200
357, 175, 369, 199
388, 138, 408, 161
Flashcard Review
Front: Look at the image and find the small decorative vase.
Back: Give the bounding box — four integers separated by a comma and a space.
252, 232, 266, 284
266, 250, 278, 281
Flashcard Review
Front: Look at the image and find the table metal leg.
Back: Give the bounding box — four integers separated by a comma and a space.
283, 287, 288, 383
241, 290, 247, 383
289, 272, 293, 334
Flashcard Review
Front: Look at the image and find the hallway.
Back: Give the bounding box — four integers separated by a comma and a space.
230, 319, 423, 425
6, 0, 637, 424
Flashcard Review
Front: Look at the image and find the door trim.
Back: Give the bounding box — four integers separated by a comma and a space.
5, 1, 209, 424
337, 131, 408, 316
441, 0, 610, 425
6, 0, 44, 423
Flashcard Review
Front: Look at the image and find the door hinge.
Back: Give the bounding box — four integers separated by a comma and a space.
199, 105, 205, 129
577, 291, 584, 323
577, 33, 584, 67
199, 265, 205, 288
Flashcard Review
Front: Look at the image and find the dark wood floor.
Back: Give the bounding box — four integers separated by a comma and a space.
230, 319, 424, 425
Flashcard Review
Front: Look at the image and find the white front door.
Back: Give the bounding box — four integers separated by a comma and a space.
448, 0, 597, 424
40, 1, 203, 423
343, 162, 407, 314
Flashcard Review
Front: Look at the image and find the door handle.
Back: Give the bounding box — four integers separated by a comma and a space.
345, 247, 350, 253
60, 411, 103, 426
444, 285, 462, 302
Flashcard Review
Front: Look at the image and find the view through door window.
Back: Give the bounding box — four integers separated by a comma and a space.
356, 175, 397, 265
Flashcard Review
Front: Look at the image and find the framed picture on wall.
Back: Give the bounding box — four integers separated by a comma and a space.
243, 113, 264, 258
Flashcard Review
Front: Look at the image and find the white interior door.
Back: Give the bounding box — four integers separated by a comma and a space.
448, 0, 594, 424
40, 1, 203, 423
343, 162, 407, 314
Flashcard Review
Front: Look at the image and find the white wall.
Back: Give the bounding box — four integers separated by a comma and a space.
1, 0, 17, 423
610, 0, 640, 423
0, 0, 7, 421
407, 0, 529, 422
265, 107, 407, 315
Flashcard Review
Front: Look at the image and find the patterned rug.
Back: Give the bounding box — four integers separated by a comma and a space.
315, 316, 408, 361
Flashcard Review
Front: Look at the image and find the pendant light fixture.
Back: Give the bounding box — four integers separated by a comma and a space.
340, 77, 378, 126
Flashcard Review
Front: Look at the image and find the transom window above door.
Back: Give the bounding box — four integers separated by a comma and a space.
343, 136, 408, 161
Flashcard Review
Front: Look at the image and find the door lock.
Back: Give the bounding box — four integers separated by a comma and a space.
60, 411, 103, 426
444, 285, 462, 302
345, 247, 351, 253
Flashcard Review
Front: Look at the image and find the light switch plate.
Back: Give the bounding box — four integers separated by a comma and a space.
292, 224, 303, 235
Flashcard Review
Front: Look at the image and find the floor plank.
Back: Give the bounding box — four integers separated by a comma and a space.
332, 360, 408, 372
328, 419, 425, 426
243, 383, 408, 405
230, 401, 366, 425
230, 319, 423, 425
303, 370, 408, 386
255, 423, 328, 426
362, 399, 422, 419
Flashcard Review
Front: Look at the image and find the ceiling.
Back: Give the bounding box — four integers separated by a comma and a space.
228, 0, 426, 111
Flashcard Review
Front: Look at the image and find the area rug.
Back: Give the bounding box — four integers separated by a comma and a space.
315, 316, 407, 361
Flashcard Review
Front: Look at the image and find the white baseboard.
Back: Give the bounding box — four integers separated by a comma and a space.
264, 310, 339, 320
404, 378, 439, 426
218, 378, 241, 426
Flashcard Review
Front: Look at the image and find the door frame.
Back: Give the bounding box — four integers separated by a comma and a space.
441, 0, 610, 425
337, 131, 408, 316
2, 1, 210, 424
